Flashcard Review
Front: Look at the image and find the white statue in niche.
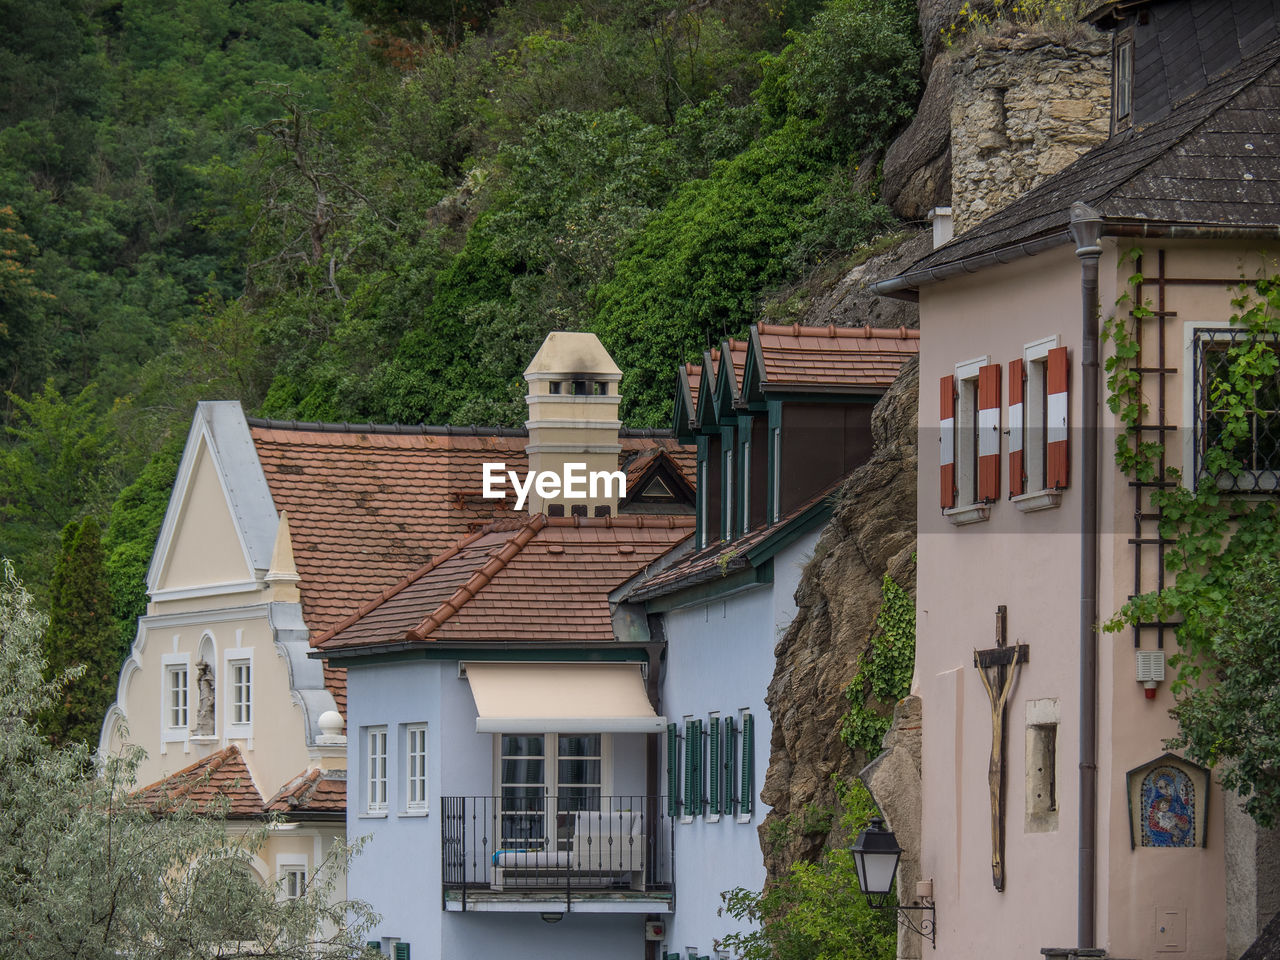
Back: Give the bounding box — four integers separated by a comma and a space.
193, 660, 216, 735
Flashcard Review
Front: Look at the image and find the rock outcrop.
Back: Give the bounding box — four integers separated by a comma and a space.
789, 230, 930, 330
759, 356, 918, 876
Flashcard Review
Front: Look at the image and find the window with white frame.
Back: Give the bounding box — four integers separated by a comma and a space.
955, 357, 986, 506
697, 459, 708, 549
277, 859, 307, 900
1022, 336, 1057, 494
741, 438, 751, 532
497, 733, 606, 847
723, 447, 734, 540
223, 648, 253, 737
366, 726, 388, 814
161, 653, 191, 742
169, 666, 189, 728
770, 426, 781, 521
405, 723, 428, 814
1192, 327, 1280, 491
231, 660, 251, 724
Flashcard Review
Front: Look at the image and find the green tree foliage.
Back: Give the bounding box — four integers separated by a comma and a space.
103, 438, 185, 648
0, 382, 124, 595
721, 778, 896, 960
41, 517, 120, 746
1104, 268, 1280, 827
0, 559, 378, 958
1166, 559, 1280, 828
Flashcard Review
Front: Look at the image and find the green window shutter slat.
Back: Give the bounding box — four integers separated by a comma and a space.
708, 716, 721, 816
740, 712, 754, 817
366, 943, 382, 955
666, 722, 679, 818
694, 719, 704, 816
393, 944, 410, 960
723, 715, 736, 816
683, 720, 695, 818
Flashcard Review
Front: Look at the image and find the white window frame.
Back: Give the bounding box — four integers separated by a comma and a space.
771, 426, 781, 522
161, 653, 191, 745
364, 726, 389, 816
223, 647, 253, 740
741, 437, 751, 532
945, 356, 992, 524
403, 722, 429, 816
698, 459, 708, 549
493, 733, 612, 849
1013, 336, 1065, 512
275, 854, 308, 901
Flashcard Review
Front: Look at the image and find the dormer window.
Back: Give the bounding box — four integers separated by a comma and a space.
1114, 34, 1133, 132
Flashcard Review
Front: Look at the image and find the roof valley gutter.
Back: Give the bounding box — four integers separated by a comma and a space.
1069, 201, 1104, 952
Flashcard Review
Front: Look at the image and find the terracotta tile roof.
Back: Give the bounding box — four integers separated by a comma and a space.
265, 767, 346, 816
248, 421, 695, 706
683, 363, 703, 414
135, 745, 264, 818
317, 515, 695, 652
624, 485, 840, 603
754, 323, 920, 391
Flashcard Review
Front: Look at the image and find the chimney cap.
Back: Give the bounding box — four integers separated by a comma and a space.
524, 332, 622, 379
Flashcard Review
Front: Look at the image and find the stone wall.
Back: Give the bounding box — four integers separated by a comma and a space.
950, 35, 1111, 233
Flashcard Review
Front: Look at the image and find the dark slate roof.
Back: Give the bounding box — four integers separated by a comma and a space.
898, 35, 1280, 281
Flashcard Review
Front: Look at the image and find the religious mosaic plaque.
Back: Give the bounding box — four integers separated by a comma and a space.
1126, 753, 1209, 849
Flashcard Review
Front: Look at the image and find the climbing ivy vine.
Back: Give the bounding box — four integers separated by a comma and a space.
1102, 254, 1280, 826
839, 561, 916, 757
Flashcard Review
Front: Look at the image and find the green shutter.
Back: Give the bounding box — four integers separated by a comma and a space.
683, 720, 695, 818
708, 716, 721, 816
740, 712, 754, 817
393, 944, 410, 960
666, 722, 679, 818
693, 719, 704, 816
727, 716, 737, 814
366, 943, 381, 955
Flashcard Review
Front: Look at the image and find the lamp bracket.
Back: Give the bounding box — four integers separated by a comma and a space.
894, 898, 936, 949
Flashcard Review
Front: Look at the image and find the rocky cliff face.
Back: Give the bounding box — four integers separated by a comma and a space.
759, 356, 918, 876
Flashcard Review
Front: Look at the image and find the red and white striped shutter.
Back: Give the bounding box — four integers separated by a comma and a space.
1008, 359, 1025, 498
1047, 346, 1070, 489
940, 375, 956, 509
978, 363, 1002, 502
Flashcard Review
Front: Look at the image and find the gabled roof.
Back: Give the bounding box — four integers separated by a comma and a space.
712, 339, 749, 420
135, 745, 265, 818
316, 515, 695, 655
249, 421, 697, 639
673, 362, 701, 439
619, 449, 696, 509
694, 348, 721, 429
624, 485, 840, 604
265, 767, 346, 818
878, 37, 1280, 296
740, 324, 921, 401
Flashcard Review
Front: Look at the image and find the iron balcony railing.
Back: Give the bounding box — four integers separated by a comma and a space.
441, 795, 672, 907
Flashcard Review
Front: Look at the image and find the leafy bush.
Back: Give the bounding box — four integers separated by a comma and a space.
841, 566, 916, 756
721, 778, 897, 960
757, 0, 920, 156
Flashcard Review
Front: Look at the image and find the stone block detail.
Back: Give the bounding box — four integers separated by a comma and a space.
949, 34, 1111, 234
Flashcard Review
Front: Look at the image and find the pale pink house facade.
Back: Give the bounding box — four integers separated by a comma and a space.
874, 5, 1280, 958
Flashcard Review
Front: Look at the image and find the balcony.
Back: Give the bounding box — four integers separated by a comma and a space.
441, 795, 673, 913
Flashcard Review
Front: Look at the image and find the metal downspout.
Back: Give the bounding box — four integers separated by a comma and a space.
1069, 201, 1104, 950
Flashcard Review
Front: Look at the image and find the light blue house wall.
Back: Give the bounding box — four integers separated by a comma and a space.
346, 658, 658, 959
659, 531, 817, 957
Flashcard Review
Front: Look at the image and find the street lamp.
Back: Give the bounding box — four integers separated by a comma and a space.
851, 816, 936, 949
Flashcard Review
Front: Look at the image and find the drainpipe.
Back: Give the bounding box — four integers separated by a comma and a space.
1069, 201, 1104, 951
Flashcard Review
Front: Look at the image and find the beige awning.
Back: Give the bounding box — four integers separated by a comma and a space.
463, 661, 665, 734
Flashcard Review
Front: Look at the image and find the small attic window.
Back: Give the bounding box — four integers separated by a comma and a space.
1114, 33, 1133, 131
550, 381, 562, 395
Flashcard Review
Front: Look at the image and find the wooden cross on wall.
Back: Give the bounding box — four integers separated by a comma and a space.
973, 605, 1029, 892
